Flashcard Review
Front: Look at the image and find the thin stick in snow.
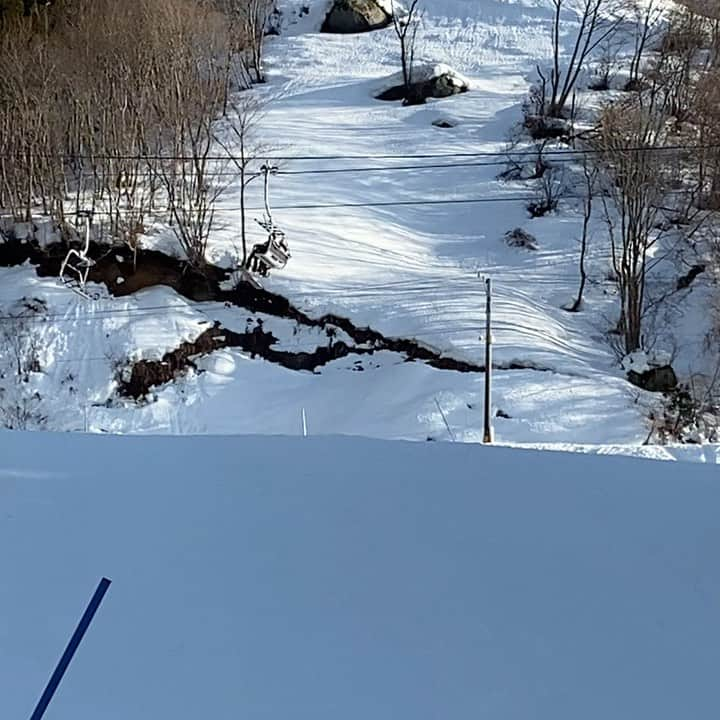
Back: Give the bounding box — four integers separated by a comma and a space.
434, 398, 456, 442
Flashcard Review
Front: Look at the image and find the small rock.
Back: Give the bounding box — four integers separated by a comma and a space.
432, 118, 457, 128
504, 228, 538, 250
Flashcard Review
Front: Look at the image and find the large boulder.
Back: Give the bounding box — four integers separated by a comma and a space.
376, 63, 470, 104
321, 0, 392, 34
628, 365, 678, 393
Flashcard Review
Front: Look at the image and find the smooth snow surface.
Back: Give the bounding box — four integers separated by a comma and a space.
1, 433, 719, 720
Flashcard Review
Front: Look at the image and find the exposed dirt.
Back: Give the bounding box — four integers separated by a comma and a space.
119, 322, 377, 399
676, 264, 706, 290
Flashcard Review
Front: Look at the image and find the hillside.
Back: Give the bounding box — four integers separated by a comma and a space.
0, 0, 718, 454
2, 433, 719, 719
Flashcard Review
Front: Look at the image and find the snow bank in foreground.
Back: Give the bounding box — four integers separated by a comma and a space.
1, 433, 718, 720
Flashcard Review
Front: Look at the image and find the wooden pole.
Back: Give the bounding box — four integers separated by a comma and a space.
483, 277, 493, 444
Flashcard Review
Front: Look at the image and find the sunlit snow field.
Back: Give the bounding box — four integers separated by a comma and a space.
1, 0, 716, 459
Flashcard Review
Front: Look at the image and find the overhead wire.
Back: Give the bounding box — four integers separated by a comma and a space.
3, 142, 720, 163
50, 188, 714, 216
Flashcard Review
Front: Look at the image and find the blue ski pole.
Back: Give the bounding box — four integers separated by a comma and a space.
30, 577, 112, 720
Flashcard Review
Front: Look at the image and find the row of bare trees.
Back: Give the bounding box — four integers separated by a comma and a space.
518, 0, 720, 357
509, 0, 720, 439
588, 4, 720, 356
0, 0, 273, 269
542, 1, 720, 440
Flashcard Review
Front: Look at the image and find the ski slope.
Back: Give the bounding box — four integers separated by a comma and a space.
178, 0, 675, 443
1, 432, 718, 719
1, 0, 716, 454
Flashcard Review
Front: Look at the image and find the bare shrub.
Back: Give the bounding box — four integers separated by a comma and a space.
540, 0, 625, 118
527, 167, 565, 217
391, 0, 422, 105
567, 159, 598, 312
591, 87, 674, 354
0, 298, 47, 430
648, 380, 720, 444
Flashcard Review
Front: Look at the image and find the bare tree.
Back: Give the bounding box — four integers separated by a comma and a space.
543, 0, 624, 118
0, 0, 265, 262
566, 159, 598, 311
626, 0, 663, 91
154, 46, 233, 271
218, 0, 274, 84
242, 0, 274, 84
0, 299, 47, 430
527, 166, 565, 217
215, 89, 269, 268
589, 33, 623, 91
592, 88, 673, 354
391, 0, 422, 104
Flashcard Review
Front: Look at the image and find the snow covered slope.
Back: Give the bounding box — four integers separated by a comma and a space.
1, 0, 715, 454
1, 432, 718, 719
197, 0, 667, 443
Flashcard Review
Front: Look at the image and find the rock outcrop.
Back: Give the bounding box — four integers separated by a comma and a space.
376, 64, 470, 104
321, 0, 392, 34
628, 365, 678, 393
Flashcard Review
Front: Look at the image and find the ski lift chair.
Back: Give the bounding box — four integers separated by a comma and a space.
59, 210, 99, 300
249, 223, 290, 276
248, 164, 290, 277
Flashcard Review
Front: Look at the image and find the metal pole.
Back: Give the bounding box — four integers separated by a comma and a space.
30, 577, 112, 720
483, 278, 493, 444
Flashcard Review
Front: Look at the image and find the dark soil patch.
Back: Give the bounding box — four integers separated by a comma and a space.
676, 264, 705, 290
119, 322, 378, 399
523, 115, 572, 142
0, 238, 224, 301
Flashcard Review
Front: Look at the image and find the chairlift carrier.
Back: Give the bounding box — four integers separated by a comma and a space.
248, 164, 290, 276
59, 211, 100, 300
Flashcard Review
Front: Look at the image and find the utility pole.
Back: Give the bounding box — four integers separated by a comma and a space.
483, 277, 493, 444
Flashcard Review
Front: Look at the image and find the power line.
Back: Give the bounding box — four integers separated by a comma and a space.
2, 142, 720, 164
50, 189, 714, 216
0, 264, 698, 326
0, 303, 214, 324
52, 158, 524, 179
259, 143, 720, 161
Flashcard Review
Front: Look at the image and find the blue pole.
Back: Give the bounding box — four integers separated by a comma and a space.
30, 577, 112, 720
